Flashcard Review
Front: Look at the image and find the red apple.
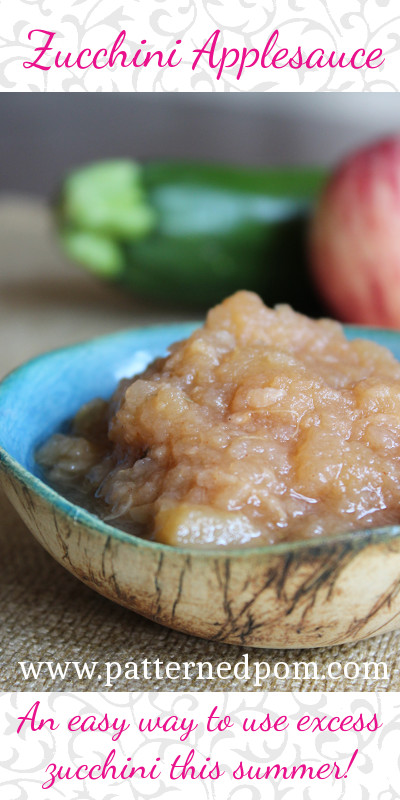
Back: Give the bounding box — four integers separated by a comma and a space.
310, 136, 400, 328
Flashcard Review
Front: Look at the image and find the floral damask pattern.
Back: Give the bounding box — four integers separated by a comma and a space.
0, 0, 399, 91
0, 692, 398, 799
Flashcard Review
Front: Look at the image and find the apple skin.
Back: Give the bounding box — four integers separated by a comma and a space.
310, 137, 400, 328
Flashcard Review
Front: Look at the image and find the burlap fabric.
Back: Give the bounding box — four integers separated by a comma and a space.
1, 198, 399, 691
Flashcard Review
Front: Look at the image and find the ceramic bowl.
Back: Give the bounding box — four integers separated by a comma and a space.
1, 323, 400, 649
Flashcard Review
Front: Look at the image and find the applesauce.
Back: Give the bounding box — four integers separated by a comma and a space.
37, 291, 400, 547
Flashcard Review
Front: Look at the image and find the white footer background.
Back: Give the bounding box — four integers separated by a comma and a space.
0, 692, 398, 799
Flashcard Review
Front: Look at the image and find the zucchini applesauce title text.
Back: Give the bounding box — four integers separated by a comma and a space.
23, 29, 385, 80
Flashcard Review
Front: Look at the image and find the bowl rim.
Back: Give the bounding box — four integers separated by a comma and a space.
2, 321, 400, 558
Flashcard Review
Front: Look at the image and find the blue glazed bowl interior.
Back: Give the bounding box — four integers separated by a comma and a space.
0, 323, 197, 477
1, 321, 400, 520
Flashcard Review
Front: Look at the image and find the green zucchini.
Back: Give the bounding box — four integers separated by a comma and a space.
56, 159, 326, 311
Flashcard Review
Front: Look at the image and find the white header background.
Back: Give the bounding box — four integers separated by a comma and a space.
0, 0, 399, 91
1, 692, 399, 799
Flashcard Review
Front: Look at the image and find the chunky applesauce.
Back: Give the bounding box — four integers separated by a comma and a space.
37, 292, 400, 547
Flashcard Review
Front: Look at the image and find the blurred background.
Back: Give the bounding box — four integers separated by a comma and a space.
1, 92, 400, 375
2, 93, 400, 194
